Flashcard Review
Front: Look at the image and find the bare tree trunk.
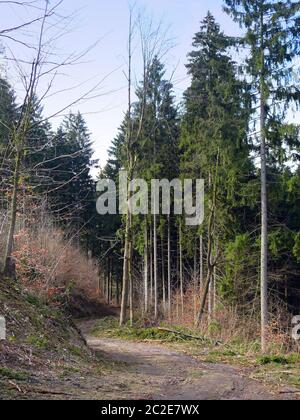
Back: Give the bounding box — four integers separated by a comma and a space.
144, 220, 149, 313
193, 246, 197, 324
105, 261, 109, 303
161, 234, 166, 315
154, 213, 158, 319
260, 95, 268, 352
109, 258, 112, 304
120, 205, 131, 325
208, 248, 215, 319
208, 264, 217, 319
199, 235, 203, 291
196, 210, 214, 327
120, 9, 133, 326
176, 245, 179, 320
197, 269, 214, 327
213, 265, 217, 311
150, 219, 153, 308
260, 9, 268, 353
129, 236, 133, 326
116, 276, 120, 305
179, 222, 184, 317
2, 150, 21, 274
208, 279, 212, 320
196, 154, 219, 327
168, 216, 172, 318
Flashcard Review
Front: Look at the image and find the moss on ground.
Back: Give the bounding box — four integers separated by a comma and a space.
0, 367, 28, 381
92, 317, 206, 343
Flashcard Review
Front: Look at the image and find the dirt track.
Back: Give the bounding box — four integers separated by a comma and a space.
79, 319, 298, 401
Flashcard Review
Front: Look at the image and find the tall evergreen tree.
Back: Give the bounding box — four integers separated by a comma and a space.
180, 12, 254, 323
136, 57, 179, 318
101, 57, 179, 319
224, 0, 300, 352
0, 77, 18, 210
45, 112, 95, 248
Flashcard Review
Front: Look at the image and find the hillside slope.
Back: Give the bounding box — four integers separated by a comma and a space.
0, 276, 113, 400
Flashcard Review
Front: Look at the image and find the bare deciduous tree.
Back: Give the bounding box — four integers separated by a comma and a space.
0, 0, 112, 275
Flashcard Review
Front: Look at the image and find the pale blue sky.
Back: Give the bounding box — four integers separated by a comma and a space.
1, 0, 242, 169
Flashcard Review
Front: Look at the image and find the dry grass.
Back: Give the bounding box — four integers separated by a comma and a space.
161, 286, 299, 355
0, 197, 101, 308
12, 224, 100, 305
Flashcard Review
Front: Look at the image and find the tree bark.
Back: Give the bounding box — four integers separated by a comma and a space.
161, 234, 166, 315
193, 246, 198, 323
199, 235, 203, 291
179, 222, 184, 317
129, 236, 133, 326
144, 220, 149, 313
120, 204, 131, 325
2, 150, 21, 275
196, 153, 219, 327
260, 8, 268, 353
120, 9, 133, 326
167, 216, 172, 318
196, 207, 214, 327
150, 218, 153, 308
153, 213, 158, 319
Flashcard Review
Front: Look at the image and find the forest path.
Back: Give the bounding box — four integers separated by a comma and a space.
78, 319, 296, 401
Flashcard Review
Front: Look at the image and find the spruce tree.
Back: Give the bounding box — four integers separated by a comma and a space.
180, 12, 253, 324
224, 0, 300, 352
46, 112, 95, 248
0, 77, 18, 209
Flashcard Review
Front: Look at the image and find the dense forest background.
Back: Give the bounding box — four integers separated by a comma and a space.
0, 0, 300, 353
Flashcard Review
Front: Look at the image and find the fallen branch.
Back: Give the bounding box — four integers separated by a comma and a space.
279, 390, 300, 395
8, 380, 23, 393
24, 387, 74, 397
157, 327, 206, 342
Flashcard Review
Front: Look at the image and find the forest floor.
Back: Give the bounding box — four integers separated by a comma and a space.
76, 318, 300, 401
1, 276, 299, 400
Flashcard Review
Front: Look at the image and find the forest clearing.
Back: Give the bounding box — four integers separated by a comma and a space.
1, 0, 300, 403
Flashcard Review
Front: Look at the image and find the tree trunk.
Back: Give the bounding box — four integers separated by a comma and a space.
2, 150, 21, 275
196, 268, 214, 327
260, 100, 268, 352
116, 275, 120, 305
129, 237, 133, 326
153, 213, 158, 319
109, 258, 112, 303
150, 219, 154, 308
120, 207, 131, 326
199, 235, 203, 291
161, 234, 166, 315
106, 261, 109, 303
260, 9, 268, 353
179, 223, 184, 317
196, 154, 218, 327
120, 10, 133, 326
193, 246, 198, 324
176, 245, 179, 320
197, 207, 214, 327
144, 220, 149, 313
167, 216, 172, 318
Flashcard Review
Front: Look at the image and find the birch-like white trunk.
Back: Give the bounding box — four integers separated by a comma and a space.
168, 216, 172, 318
144, 221, 149, 313
153, 213, 158, 319
179, 223, 184, 317
260, 9, 268, 353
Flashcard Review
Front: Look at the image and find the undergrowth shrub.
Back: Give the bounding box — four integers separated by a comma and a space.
165, 285, 298, 354
11, 218, 101, 307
